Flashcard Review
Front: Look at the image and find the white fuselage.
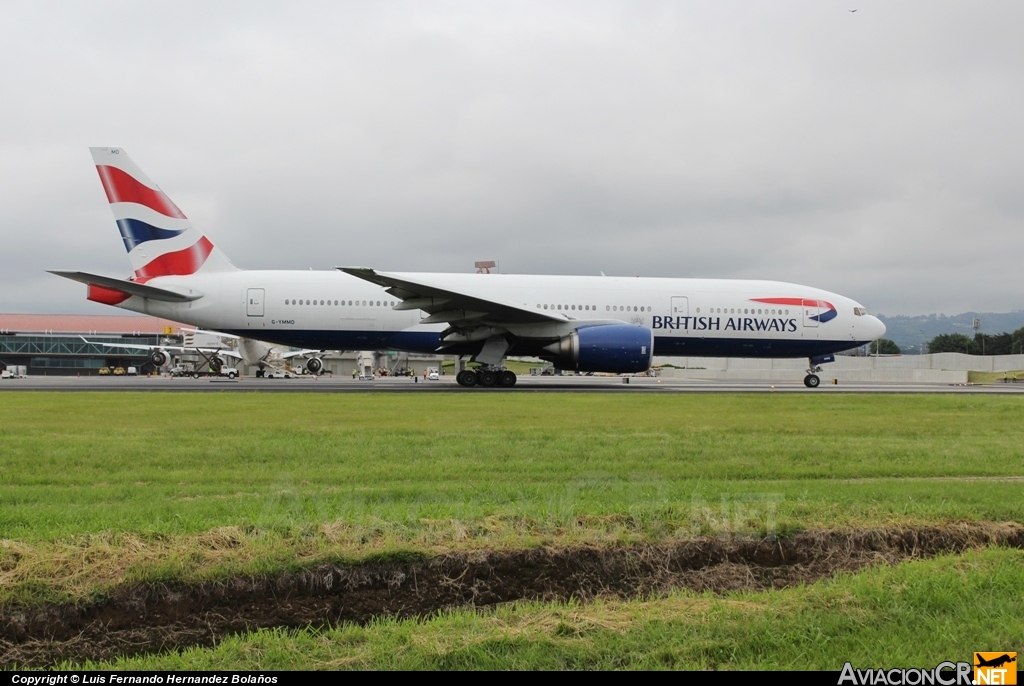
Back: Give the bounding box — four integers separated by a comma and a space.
110, 270, 885, 360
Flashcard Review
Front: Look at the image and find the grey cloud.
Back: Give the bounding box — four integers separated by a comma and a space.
1, 1, 1023, 317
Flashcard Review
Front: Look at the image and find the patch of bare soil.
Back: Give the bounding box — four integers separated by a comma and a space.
2, 523, 1021, 667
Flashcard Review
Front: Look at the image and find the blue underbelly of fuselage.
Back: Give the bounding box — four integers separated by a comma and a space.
221, 328, 868, 361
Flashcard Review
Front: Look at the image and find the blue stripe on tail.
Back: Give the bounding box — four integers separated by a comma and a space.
116, 218, 186, 252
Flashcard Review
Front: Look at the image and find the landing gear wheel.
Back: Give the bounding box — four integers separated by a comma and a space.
456, 370, 478, 387
499, 370, 517, 387
478, 370, 497, 387
804, 374, 820, 388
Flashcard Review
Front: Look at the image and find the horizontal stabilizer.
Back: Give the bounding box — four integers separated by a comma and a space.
48, 270, 203, 302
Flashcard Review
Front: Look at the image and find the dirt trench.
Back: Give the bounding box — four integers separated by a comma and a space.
2, 523, 1022, 668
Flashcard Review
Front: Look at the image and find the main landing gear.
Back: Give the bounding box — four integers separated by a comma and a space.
456, 368, 517, 388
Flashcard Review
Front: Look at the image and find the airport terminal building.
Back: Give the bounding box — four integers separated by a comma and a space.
0, 313, 448, 377
0, 314, 182, 376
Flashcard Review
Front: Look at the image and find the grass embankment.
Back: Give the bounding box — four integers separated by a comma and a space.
0, 393, 1022, 606
82, 547, 1024, 670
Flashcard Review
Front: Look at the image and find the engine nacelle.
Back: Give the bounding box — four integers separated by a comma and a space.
305, 357, 323, 374
209, 355, 224, 372
148, 349, 170, 368
543, 324, 653, 374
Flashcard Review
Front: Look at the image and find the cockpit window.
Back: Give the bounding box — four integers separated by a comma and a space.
853, 307, 868, 316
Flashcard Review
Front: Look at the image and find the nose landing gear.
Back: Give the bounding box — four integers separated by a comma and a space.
804, 354, 835, 388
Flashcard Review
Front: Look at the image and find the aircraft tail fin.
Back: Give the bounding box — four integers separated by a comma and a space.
90, 147, 237, 280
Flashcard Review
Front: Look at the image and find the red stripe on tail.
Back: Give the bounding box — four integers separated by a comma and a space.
96, 165, 187, 219
134, 236, 214, 279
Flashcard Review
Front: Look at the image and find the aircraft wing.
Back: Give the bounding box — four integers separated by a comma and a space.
49, 271, 203, 302
339, 268, 567, 326
79, 337, 243, 361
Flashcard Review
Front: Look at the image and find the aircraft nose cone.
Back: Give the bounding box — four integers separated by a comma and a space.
868, 315, 886, 340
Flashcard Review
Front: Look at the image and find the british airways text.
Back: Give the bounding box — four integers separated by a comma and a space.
652, 316, 798, 332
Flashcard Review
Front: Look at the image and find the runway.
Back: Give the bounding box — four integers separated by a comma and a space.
3, 374, 1024, 394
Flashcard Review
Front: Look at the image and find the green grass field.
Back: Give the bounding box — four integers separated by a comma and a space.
1, 392, 1022, 668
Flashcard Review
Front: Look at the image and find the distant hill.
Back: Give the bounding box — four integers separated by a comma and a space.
877, 311, 1024, 353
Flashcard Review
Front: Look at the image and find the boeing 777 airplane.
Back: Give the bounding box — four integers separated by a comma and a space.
52, 148, 885, 388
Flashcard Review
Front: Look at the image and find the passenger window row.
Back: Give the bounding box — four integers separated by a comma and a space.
283, 299, 398, 307
279, 300, 791, 316
533, 304, 655, 313
537, 304, 598, 311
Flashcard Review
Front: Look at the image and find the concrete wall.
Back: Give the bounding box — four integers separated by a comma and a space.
651, 353, 1024, 383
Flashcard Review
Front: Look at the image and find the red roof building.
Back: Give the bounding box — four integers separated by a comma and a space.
0, 313, 184, 335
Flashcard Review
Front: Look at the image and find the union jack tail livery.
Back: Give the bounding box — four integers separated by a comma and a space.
90, 147, 236, 280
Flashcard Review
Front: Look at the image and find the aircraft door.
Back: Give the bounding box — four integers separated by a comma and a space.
247, 288, 265, 317
671, 297, 689, 316
801, 299, 819, 328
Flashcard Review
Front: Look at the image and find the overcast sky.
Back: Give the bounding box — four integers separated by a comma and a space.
2, 1, 1022, 316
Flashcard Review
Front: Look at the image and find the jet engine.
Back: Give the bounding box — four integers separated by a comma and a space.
543, 324, 653, 374
305, 357, 323, 375
148, 349, 171, 369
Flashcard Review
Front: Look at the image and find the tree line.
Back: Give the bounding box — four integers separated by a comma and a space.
926, 327, 1024, 355
866, 327, 1024, 355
